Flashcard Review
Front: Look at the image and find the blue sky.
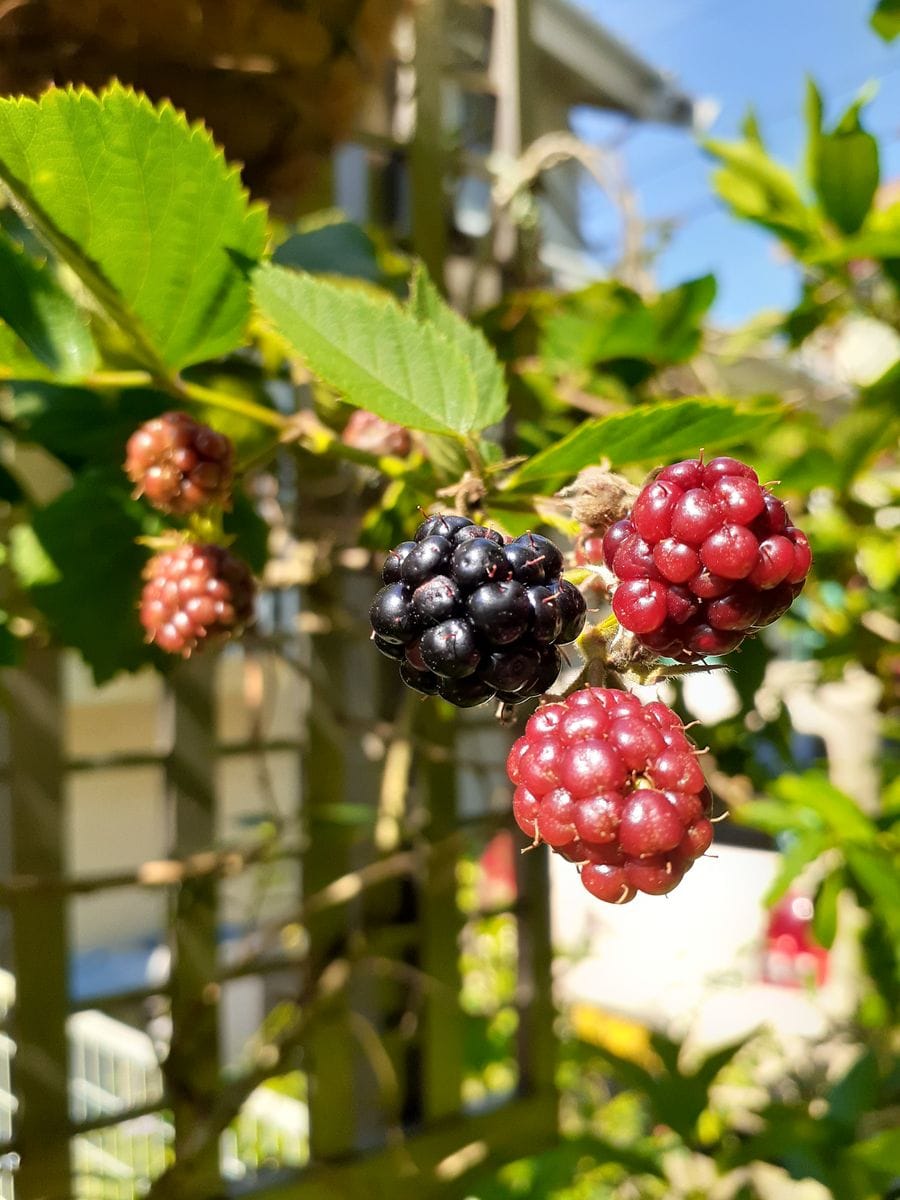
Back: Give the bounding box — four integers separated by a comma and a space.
571, 0, 900, 325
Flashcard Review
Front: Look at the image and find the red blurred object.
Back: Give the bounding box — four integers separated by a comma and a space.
477, 831, 518, 910
761, 891, 829, 988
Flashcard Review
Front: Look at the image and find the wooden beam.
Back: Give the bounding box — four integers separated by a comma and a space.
1, 647, 71, 1199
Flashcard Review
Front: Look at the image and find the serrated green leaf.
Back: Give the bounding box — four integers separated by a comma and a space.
10, 470, 163, 682
814, 101, 879, 235
503, 397, 782, 489
408, 263, 507, 426
812, 869, 843, 949
0, 84, 267, 371
253, 264, 492, 435
0, 232, 96, 379
871, 0, 900, 40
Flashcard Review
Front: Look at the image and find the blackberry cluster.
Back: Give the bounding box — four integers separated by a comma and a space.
507, 688, 713, 904
603, 456, 812, 660
125, 411, 234, 515
370, 514, 587, 707
140, 544, 256, 656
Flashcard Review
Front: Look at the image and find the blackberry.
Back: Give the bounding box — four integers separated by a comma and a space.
549, 580, 588, 642
452, 538, 511, 590
415, 513, 474, 541
400, 536, 453, 588
125, 412, 234, 515
341, 409, 412, 457
140, 543, 255, 657
507, 688, 714, 903
420, 618, 481, 678
370, 582, 420, 644
382, 541, 416, 584
607, 456, 811, 661
467, 581, 530, 644
412, 576, 461, 627
370, 515, 586, 707
481, 644, 543, 694
399, 661, 442, 695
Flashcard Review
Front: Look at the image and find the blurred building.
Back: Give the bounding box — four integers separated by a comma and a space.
338, 0, 703, 298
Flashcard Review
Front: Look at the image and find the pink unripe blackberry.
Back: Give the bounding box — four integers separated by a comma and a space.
140, 543, 256, 657
341, 409, 412, 457
607, 456, 811, 661
125, 412, 234, 515
507, 688, 714, 904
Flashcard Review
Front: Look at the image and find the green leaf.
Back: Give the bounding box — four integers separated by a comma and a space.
803, 230, 900, 265
770, 772, 875, 841
253, 264, 496, 435
803, 78, 824, 186
846, 1130, 900, 1175
813, 100, 879, 235
503, 397, 782, 489
10, 470, 163, 682
0, 458, 24, 503
871, 0, 900, 40
223, 491, 270, 576
706, 138, 820, 250
8, 383, 169, 467
827, 1049, 877, 1129
0, 319, 60, 380
538, 277, 714, 373
812, 869, 843, 949
273, 220, 383, 283
0, 84, 267, 371
408, 263, 507, 425
741, 106, 766, 149
734, 799, 822, 838
844, 846, 900, 935
0, 619, 19, 666
765, 831, 832, 906
0, 232, 96, 379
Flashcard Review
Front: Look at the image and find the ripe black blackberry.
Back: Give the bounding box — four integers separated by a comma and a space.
140, 543, 256, 657
125, 411, 234, 515
369, 514, 587, 707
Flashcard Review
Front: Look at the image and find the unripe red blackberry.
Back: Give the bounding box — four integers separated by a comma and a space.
506, 688, 713, 903
370, 515, 587, 707
341, 409, 412, 457
140, 544, 256, 656
125, 412, 234, 515
606, 456, 811, 661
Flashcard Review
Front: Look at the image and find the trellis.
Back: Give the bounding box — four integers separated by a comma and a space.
0, 0, 565, 1193
0, 562, 558, 1199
